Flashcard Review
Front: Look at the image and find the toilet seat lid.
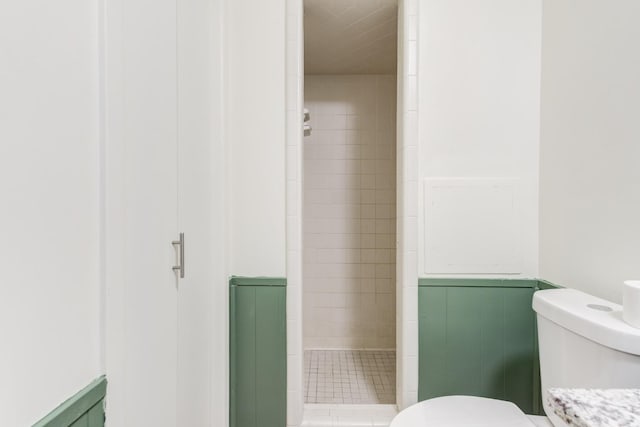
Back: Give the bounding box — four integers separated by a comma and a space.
391, 396, 537, 427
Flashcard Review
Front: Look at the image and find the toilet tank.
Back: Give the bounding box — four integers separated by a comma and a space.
533, 289, 640, 424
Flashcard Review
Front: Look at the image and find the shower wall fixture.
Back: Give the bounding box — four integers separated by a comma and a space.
304, 108, 312, 136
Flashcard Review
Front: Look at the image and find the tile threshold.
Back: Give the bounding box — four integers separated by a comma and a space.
302, 403, 399, 427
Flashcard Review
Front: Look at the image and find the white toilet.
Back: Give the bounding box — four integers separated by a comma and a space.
391, 288, 640, 427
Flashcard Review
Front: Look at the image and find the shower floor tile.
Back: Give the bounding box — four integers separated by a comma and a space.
304, 350, 396, 404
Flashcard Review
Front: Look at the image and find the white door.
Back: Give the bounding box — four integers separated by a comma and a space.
176, 0, 226, 424
105, 0, 224, 425
106, 0, 179, 425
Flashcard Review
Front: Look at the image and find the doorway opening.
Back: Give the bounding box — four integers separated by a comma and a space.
302, 0, 399, 406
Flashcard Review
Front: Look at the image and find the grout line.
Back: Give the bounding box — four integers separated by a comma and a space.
304, 349, 396, 405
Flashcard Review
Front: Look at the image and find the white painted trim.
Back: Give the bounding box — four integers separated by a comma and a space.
396, 0, 420, 411
210, 0, 229, 424
285, 1, 304, 426
304, 348, 396, 352
103, 0, 127, 423
97, 0, 107, 377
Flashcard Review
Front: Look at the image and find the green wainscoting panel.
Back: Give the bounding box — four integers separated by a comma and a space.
418, 278, 564, 415
536, 279, 563, 290
32, 377, 106, 427
420, 278, 539, 288
418, 280, 537, 414
230, 277, 286, 427
230, 276, 288, 287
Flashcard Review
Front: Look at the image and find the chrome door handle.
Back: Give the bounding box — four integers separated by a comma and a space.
172, 232, 185, 278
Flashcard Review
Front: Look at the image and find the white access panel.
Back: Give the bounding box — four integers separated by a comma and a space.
424, 178, 522, 274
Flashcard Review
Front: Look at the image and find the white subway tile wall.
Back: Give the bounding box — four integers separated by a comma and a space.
304, 75, 397, 350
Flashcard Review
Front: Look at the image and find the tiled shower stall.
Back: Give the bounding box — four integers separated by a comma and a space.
303, 75, 397, 352
285, 0, 420, 425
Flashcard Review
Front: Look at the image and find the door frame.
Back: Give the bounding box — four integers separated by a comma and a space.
284, 0, 420, 422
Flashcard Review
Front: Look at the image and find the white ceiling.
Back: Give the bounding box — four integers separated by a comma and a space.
304, 0, 398, 75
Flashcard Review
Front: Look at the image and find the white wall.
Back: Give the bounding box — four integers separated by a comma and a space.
303, 75, 397, 350
0, 1, 102, 425
226, 0, 287, 277
418, 0, 541, 278
539, 0, 640, 303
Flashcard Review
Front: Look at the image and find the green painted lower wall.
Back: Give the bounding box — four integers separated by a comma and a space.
418, 278, 562, 415
230, 277, 287, 427
32, 377, 106, 427
420, 278, 540, 288
537, 279, 564, 290
226, 275, 561, 421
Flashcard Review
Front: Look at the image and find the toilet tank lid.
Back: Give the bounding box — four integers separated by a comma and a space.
533, 289, 640, 356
